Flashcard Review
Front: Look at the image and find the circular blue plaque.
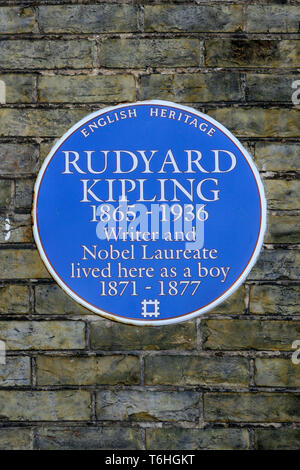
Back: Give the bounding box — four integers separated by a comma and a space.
33, 101, 266, 325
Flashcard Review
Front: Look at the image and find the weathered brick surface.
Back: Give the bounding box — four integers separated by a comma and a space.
0, 180, 12, 208
100, 39, 200, 68
248, 250, 300, 281
90, 319, 195, 350
141, 72, 242, 103
0, 428, 33, 450
255, 143, 300, 172
246, 74, 300, 103
38, 75, 136, 103
39, 5, 138, 33
205, 40, 300, 68
255, 428, 300, 450
0, 390, 91, 421
15, 179, 34, 210
0, 0, 298, 450
0, 40, 94, 69
35, 284, 90, 315
265, 180, 300, 210
246, 5, 300, 33
0, 250, 50, 279
0, 109, 87, 137
35, 426, 143, 450
0, 356, 30, 386
0, 285, 30, 313
0, 6, 35, 34
36, 355, 140, 385
39, 140, 58, 163
265, 214, 300, 244
204, 393, 300, 423
96, 390, 200, 422
145, 355, 249, 386
146, 427, 250, 450
0, 143, 39, 175
0, 75, 35, 104
201, 319, 300, 351
0, 214, 33, 244
144, 5, 243, 32
255, 358, 300, 387
207, 108, 299, 138
209, 286, 245, 314
0, 321, 85, 350
250, 285, 300, 315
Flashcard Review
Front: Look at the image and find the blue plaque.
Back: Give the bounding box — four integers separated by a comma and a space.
33, 101, 266, 325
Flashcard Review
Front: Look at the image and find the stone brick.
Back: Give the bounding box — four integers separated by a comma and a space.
15, 179, 34, 210
0, 74, 35, 104
90, 319, 195, 351
248, 249, 300, 280
201, 319, 300, 351
0, 109, 87, 137
144, 4, 243, 32
40, 140, 58, 163
265, 180, 300, 210
35, 426, 142, 450
246, 5, 300, 33
255, 143, 300, 172
35, 284, 90, 315
0, 6, 35, 34
39, 4, 138, 33
145, 356, 249, 386
0, 427, 33, 450
38, 74, 136, 103
265, 213, 300, 244
0, 321, 85, 350
255, 428, 300, 450
0, 357, 30, 386
0, 285, 30, 313
0, 250, 50, 279
0, 214, 33, 244
141, 72, 242, 102
0, 390, 90, 421
0, 180, 12, 208
0, 143, 39, 175
241, 141, 254, 155
146, 427, 250, 450
36, 355, 140, 385
205, 40, 300, 68
255, 358, 300, 387
204, 393, 300, 422
0, 40, 94, 69
145, 355, 249, 386
96, 390, 200, 422
246, 74, 299, 102
100, 39, 200, 68
209, 287, 245, 314
250, 285, 300, 315
207, 108, 299, 138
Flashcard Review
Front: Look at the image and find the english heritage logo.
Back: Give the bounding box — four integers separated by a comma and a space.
33, 101, 266, 325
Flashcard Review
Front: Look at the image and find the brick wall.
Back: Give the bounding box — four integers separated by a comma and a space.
0, 0, 299, 450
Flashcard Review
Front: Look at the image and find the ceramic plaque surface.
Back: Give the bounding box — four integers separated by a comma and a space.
33, 101, 266, 325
